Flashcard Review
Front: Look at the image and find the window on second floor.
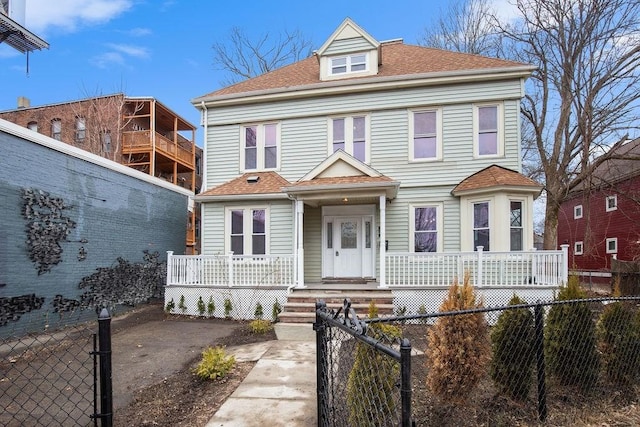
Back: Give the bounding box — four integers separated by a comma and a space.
409, 109, 442, 161
51, 119, 62, 141
27, 121, 38, 132
474, 104, 503, 157
411, 204, 442, 252
574, 204, 583, 219
606, 195, 617, 212
473, 201, 490, 251
330, 53, 368, 75
242, 123, 279, 171
606, 237, 617, 254
100, 130, 111, 153
75, 116, 86, 143
329, 115, 369, 163
227, 207, 268, 255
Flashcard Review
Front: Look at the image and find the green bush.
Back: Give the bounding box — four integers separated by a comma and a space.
224, 298, 233, 318
192, 346, 236, 381
347, 302, 402, 426
426, 273, 490, 402
165, 298, 175, 313
417, 304, 428, 323
197, 296, 205, 316
272, 299, 282, 322
545, 275, 599, 390
490, 295, 535, 401
254, 302, 264, 319
249, 319, 273, 334
178, 295, 187, 314
207, 296, 215, 317
597, 301, 640, 388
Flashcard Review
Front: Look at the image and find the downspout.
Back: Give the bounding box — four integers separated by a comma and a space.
200, 101, 208, 253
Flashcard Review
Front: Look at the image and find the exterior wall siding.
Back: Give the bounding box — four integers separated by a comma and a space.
0, 127, 188, 335
303, 206, 322, 282
323, 37, 374, 55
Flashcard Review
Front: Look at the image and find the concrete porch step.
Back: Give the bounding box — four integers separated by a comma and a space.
283, 301, 394, 314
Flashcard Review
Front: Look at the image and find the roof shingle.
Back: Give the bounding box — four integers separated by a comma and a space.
199, 172, 291, 197
453, 165, 542, 194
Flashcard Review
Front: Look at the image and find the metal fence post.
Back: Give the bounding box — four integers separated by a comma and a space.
400, 338, 412, 427
534, 303, 547, 422
98, 308, 113, 427
313, 301, 328, 427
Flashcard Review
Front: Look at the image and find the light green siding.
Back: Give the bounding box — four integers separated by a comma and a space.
324, 37, 375, 55
303, 206, 322, 282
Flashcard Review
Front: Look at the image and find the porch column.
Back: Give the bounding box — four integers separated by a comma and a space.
560, 244, 569, 284
379, 195, 387, 288
296, 200, 305, 288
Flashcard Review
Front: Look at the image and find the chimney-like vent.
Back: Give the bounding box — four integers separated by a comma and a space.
246, 176, 260, 184
17, 96, 30, 109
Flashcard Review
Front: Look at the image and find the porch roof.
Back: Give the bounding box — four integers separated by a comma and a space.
195, 171, 291, 201
283, 175, 400, 206
452, 165, 543, 197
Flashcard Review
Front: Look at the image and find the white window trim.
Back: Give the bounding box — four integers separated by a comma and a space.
606, 195, 617, 212
327, 114, 371, 163
224, 206, 270, 255
239, 123, 281, 172
509, 199, 525, 251
574, 204, 583, 219
408, 108, 443, 162
409, 203, 443, 253
606, 237, 617, 254
473, 102, 504, 158
574, 241, 583, 255
329, 53, 369, 76
472, 200, 491, 251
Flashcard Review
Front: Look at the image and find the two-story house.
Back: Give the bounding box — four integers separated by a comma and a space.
166, 19, 566, 321
557, 137, 640, 284
0, 94, 202, 254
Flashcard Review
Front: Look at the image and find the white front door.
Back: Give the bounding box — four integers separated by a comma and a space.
322, 211, 375, 279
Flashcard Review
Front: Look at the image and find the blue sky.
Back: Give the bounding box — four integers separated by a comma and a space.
0, 0, 516, 145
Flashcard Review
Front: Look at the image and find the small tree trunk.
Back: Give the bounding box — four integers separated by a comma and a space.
543, 201, 559, 250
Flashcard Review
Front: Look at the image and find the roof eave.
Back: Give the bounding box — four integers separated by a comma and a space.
194, 193, 290, 202
192, 66, 536, 108
283, 181, 400, 198
452, 184, 543, 198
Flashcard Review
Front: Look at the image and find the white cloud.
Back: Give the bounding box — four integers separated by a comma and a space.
90, 43, 149, 68
90, 51, 125, 69
489, 0, 521, 23
26, 0, 133, 33
125, 27, 152, 37
105, 43, 149, 58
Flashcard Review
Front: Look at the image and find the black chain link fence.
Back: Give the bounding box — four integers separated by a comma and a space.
317, 296, 640, 426
0, 309, 113, 427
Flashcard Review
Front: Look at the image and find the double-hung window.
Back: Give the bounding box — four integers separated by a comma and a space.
410, 109, 441, 161
27, 121, 38, 132
606, 237, 617, 254
330, 115, 368, 163
606, 195, 617, 212
75, 116, 86, 143
473, 201, 490, 251
510, 201, 523, 251
574, 205, 583, 219
242, 123, 279, 171
51, 119, 62, 141
330, 53, 368, 75
411, 204, 442, 252
101, 130, 111, 153
474, 104, 503, 157
228, 207, 267, 255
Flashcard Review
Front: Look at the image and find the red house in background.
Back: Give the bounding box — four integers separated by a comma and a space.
558, 138, 640, 284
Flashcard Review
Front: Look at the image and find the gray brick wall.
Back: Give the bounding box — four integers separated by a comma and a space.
0, 128, 188, 335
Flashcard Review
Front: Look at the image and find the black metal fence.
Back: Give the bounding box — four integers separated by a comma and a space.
316, 296, 640, 426
0, 308, 113, 426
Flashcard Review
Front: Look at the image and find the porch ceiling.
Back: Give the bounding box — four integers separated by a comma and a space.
283, 177, 399, 207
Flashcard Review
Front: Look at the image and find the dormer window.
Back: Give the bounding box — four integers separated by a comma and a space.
330, 53, 368, 75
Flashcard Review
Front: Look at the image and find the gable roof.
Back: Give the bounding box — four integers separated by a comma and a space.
300, 149, 384, 181
452, 165, 542, 196
193, 39, 533, 105
196, 172, 291, 201
316, 17, 379, 56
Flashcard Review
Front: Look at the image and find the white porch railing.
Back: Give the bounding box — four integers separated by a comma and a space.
166, 252, 295, 287
385, 246, 568, 287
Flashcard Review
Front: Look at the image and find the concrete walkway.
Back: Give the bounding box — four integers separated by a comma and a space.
206, 324, 316, 427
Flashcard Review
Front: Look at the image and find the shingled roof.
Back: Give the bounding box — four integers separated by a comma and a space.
197, 172, 291, 198
193, 40, 531, 102
452, 165, 542, 196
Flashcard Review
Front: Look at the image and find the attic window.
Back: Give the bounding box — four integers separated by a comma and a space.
330, 53, 368, 75
247, 176, 260, 184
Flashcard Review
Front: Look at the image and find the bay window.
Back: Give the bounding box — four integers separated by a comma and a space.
473, 201, 490, 250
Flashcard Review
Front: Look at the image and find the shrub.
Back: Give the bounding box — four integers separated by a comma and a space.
272, 299, 282, 322
207, 296, 215, 317
178, 295, 187, 314
192, 346, 236, 381
347, 302, 402, 425
545, 275, 599, 390
165, 298, 175, 313
197, 296, 205, 316
254, 302, 264, 319
597, 300, 640, 388
249, 319, 273, 334
490, 294, 535, 401
417, 304, 428, 323
426, 273, 490, 402
224, 298, 233, 318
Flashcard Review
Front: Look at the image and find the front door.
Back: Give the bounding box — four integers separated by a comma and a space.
323, 213, 375, 279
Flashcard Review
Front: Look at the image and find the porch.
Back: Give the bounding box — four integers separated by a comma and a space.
164, 246, 568, 321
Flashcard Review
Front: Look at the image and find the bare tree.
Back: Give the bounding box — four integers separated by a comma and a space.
500, 0, 640, 249
212, 27, 314, 86
419, 0, 503, 56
